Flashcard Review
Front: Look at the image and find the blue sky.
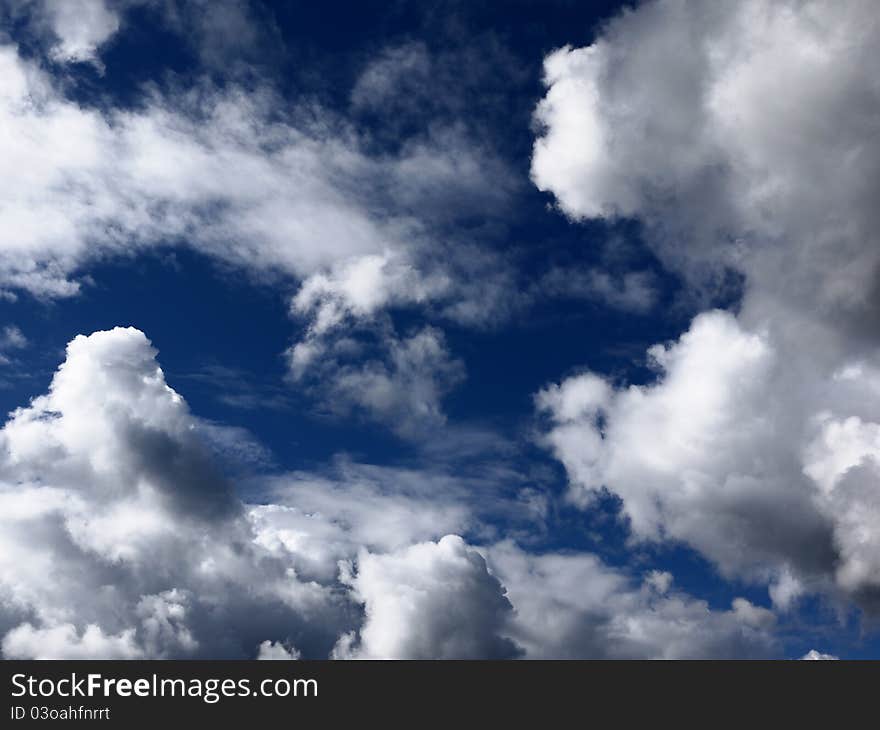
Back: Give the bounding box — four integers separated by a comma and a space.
0, 0, 877, 660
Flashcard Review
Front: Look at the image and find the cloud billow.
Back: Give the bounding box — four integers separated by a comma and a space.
0, 327, 778, 658
532, 0, 880, 609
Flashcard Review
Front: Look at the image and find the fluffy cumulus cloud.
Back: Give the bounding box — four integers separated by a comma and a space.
0, 327, 354, 659
256, 640, 301, 661
801, 649, 838, 661
335, 536, 520, 659
285, 252, 459, 430
285, 243, 523, 432
0, 327, 780, 658
532, 0, 880, 326
532, 0, 880, 611
290, 324, 465, 438
485, 542, 777, 659
335, 536, 773, 660
0, 328, 473, 657
537, 310, 848, 598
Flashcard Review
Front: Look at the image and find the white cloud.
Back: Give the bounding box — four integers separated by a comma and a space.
0, 18, 527, 436
0, 39, 510, 314
286, 252, 454, 412
3, 0, 126, 68
12, 1, 284, 72
335, 534, 775, 660
531, 0, 880, 611
42, 0, 120, 64
536, 311, 842, 592
0, 327, 515, 658
486, 541, 777, 659
532, 0, 880, 329
250, 466, 474, 584
337, 535, 521, 659
0, 325, 26, 350
156, 0, 278, 70
801, 649, 839, 660
256, 640, 301, 660
0, 326, 350, 658
293, 326, 465, 438
1, 0, 848, 659
536, 305, 880, 606
290, 252, 451, 347
2, 622, 142, 659
0, 325, 27, 365
0, 44, 405, 298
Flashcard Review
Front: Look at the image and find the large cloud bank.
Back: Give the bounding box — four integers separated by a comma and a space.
533, 0, 880, 609
0, 328, 776, 658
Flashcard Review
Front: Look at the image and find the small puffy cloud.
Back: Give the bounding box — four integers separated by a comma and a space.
322, 327, 464, 437
0, 326, 27, 350
290, 252, 450, 346
290, 325, 465, 439
644, 570, 673, 595
0, 325, 27, 364
43, 0, 120, 64
337, 535, 521, 659
256, 640, 301, 660
801, 649, 839, 661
